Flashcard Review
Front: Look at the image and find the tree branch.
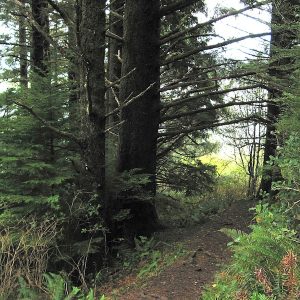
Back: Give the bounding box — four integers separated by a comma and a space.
162, 84, 263, 109
105, 67, 136, 90
160, 70, 257, 92
160, 0, 271, 44
157, 133, 186, 159
161, 99, 272, 122
160, 0, 203, 17
163, 32, 270, 65
105, 82, 156, 119
159, 116, 268, 137
13, 101, 82, 145
0, 41, 31, 48
106, 30, 123, 43
46, 0, 73, 27
10, 0, 67, 56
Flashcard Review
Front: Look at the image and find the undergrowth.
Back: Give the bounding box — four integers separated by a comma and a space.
105, 236, 187, 298
157, 172, 247, 227
201, 203, 300, 300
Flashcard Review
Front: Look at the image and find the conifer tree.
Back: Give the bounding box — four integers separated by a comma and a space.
260, 0, 299, 194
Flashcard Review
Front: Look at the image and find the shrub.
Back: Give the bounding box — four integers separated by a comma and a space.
201, 203, 300, 300
0, 219, 57, 298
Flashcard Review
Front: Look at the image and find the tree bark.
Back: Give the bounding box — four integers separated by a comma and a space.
260, 0, 299, 195
67, 6, 80, 128
31, 0, 49, 75
79, 0, 106, 205
107, 0, 123, 116
117, 0, 161, 238
19, 0, 28, 87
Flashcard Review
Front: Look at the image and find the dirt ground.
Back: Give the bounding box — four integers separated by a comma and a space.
105, 199, 256, 300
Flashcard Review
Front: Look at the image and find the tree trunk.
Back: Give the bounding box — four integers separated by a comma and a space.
31, 0, 49, 75
107, 0, 123, 120
79, 0, 106, 205
106, 0, 124, 194
260, 0, 298, 195
117, 0, 161, 238
19, 0, 28, 87
68, 7, 80, 130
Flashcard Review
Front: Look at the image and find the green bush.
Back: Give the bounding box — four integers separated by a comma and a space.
16, 272, 106, 300
201, 203, 300, 300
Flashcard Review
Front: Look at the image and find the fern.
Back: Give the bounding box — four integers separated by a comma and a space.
202, 204, 300, 299
17, 277, 39, 300
43, 273, 66, 300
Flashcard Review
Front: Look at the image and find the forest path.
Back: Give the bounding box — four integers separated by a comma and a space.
105, 199, 255, 300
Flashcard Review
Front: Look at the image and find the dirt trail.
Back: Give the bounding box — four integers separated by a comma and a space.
109, 199, 255, 300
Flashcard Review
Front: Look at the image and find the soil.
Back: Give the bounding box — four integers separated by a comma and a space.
104, 198, 256, 300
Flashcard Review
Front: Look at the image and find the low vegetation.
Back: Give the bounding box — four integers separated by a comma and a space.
202, 203, 300, 299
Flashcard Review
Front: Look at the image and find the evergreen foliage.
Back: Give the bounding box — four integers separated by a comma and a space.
202, 204, 300, 299
0, 72, 74, 225
1, 0, 300, 297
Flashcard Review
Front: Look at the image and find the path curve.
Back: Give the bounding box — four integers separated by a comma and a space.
110, 199, 255, 300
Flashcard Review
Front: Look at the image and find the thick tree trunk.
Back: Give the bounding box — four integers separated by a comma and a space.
260, 0, 298, 195
31, 0, 56, 163
79, 0, 106, 203
31, 0, 49, 75
117, 0, 161, 238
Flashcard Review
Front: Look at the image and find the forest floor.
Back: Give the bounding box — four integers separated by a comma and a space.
102, 198, 256, 300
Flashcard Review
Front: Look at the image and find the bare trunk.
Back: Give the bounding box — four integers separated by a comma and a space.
79, 0, 106, 204
31, 0, 49, 75
117, 0, 161, 238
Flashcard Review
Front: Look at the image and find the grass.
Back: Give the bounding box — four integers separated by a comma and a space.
156, 172, 247, 227
99, 238, 187, 298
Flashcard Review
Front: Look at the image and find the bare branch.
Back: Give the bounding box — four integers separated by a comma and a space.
105, 67, 136, 90
106, 30, 123, 43
160, 70, 258, 92
110, 10, 124, 21
105, 82, 157, 119
0, 41, 31, 48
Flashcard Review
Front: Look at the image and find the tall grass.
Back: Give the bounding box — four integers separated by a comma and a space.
0, 219, 57, 298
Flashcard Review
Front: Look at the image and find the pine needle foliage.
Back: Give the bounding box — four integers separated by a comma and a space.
0, 73, 74, 225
